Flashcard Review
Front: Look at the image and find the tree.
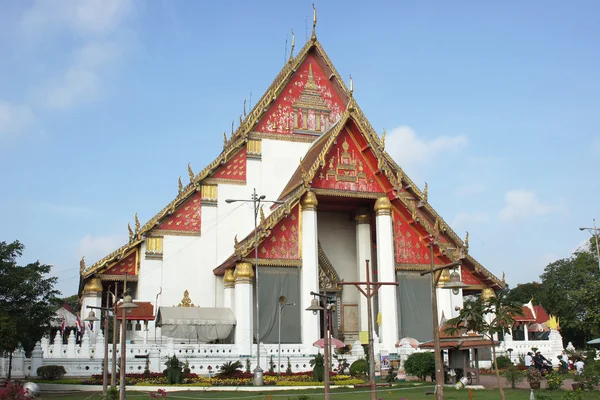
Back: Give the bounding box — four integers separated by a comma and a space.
51, 294, 81, 315
445, 291, 523, 400
538, 238, 600, 347
505, 282, 543, 305
0, 240, 60, 380
403, 352, 435, 381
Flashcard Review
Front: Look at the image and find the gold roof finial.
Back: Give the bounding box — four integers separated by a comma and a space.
178, 176, 183, 194
231, 120, 234, 136
239, 114, 243, 128
234, 235, 239, 247
289, 29, 295, 63
311, 3, 317, 41
243, 98, 247, 117
79, 256, 86, 273
128, 223, 134, 242
423, 182, 428, 202
465, 231, 469, 249
187, 163, 194, 182
502, 271, 506, 284
260, 206, 265, 224
381, 129, 386, 149
349, 75, 354, 96
223, 131, 228, 148
134, 213, 140, 233
299, 157, 308, 181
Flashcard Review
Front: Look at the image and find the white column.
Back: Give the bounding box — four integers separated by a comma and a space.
224, 269, 236, 311
374, 196, 398, 351
81, 278, 103, 320
234, 262, 254, 356
301, 191, 320, 350
355, 209, 372, 333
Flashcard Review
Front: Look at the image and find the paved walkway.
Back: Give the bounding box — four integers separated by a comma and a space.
477, 374, 576, 390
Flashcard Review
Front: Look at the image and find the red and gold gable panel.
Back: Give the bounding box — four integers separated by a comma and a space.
212, 147, 246, 181
259, 205, 300, 260
257, 53, 345, 135
156, 191, 201, 234
393, 210, 443, 265
312, 130, 385, 193
104, 250, 137, 276
461, 267, 484, 286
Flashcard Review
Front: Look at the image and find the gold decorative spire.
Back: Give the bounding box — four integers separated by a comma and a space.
381, 129, 386, 149
502, 271, 505, 284
260, 206, 265, 224
465, 231, 469, 249
423, 182, 428, 202
79, 256, 86, 273
243, 98, 247, 116
187, 163, 194, 182
177, 290, 195, 307
239, 114, 243, 128
128, 223, 134, 242
223, 131, 228, 148
349, 75, 354, 95
234, 235, 239, 247
231, 120, 234, 136
178, 177, 183, 194
311, 3, 317, 41
134, 213, 140, 233
289, 29, 295, 63
396, 169, 404, 187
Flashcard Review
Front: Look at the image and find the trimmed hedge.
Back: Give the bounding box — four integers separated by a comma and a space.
37, 365, 66, 380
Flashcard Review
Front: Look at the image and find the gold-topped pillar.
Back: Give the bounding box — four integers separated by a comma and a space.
234, 262, 254, 355
224, 268, 236, 312
355, 209, 372, 333
301, 191, 320, 349
374, 196, 398, 352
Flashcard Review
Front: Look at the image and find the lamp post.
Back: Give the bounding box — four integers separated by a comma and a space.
225, 188, 283, 386
85, 297, 112, 395
305, 292, 332, 400
579, 219, 600, 271
420, 241, 468, 400
277, 296, 295, 376
118, 276, 138, 400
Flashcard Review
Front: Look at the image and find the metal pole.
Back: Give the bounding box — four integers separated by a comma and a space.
278, 304, 281, 376
111, 285, 119, 388
120, 274, 128, 400
322, 293, 330, 400
594, 219, 600, 271
365, 260, 377, 400
253, 188, 264, 385
429, 242, 444, 400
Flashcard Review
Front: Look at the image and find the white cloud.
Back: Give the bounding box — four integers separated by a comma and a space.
385, 126, 468, 173
499, 189, 566, 222
79, 233, 126, 265
0, 102, 36, 139
19, 0, 136, 109
452, 211, 491, 227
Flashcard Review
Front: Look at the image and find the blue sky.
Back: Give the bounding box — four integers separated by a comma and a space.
1, 0, 598, 296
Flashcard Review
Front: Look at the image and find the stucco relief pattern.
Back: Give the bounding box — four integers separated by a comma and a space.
213, 147, 247, 181
460, 267, 483, 285
156, 191, 202, 233
393, 210, 442, 265
104, 251, 137, 276
311, 130, 384, 193
257, 54, 344, 135
259, 205, 300, 260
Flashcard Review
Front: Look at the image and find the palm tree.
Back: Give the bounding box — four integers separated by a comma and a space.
444, 291, 524, 400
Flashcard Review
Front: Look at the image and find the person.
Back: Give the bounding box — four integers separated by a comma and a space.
557, 355, 569, 373
575, 358, 585, 375
533, 351, 551, 374
524, 352, 533, 368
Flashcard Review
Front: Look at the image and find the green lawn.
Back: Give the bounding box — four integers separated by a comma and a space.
40, 387, 600, 400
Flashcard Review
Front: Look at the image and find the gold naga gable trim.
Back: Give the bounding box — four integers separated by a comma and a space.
241, 258, 302, 267
395, 263, 430, 272
248, 131, 319, 143
311, 188, 382, 199
151, 229, 201, 237
203, 177, 247, 186
98, 274, 140, 282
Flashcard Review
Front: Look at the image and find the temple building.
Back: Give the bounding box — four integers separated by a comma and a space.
78, 20, 504, 359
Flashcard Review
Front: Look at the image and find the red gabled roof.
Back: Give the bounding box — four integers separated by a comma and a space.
116, 301, 154, 321
533, 305, 550, 323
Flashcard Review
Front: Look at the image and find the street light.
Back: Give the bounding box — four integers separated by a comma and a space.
420, 242, 469, 400
306, 291, 332, 400
225, 188, 283, 386
277, 296, 295, 376
579, 219, 600, 271
85, 306, 110, 396
118, 291, 138, 400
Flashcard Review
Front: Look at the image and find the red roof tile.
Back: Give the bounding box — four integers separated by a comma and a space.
116, 301, 154, 321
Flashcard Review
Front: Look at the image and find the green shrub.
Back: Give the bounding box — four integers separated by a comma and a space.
245, 358, 251, 373
310, 353, 324, 382
574, 361, 600, 390
502, 366, 523, 389
105, 386, 118, 400
561, 390, 583, 400
349, 359, 368, 378
495, 355, 512, 370
546, 371, 565, 390
404, 352, 435, 381
37, 365, 66, 380
385, 367, 397, 383
268, 355, 275, 374
217, 360, 243, 377
163, 354, 183, 384
286, 357, 293, 375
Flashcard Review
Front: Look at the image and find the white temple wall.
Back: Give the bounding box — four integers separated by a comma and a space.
160, 235, 205, 306
260, 139, 312, 202
317, 211, 358, 304
137, 241, 164, 305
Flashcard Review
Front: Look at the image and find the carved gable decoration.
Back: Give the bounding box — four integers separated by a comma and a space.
212, 147, 247, 182
259, 204, 300, 260
393, 210, 443, 265
461, 267, 484, 286
156, 191, 202, 235
312, 130, 384, 193
104, 249, 138, 276
256, 54, 345, 135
